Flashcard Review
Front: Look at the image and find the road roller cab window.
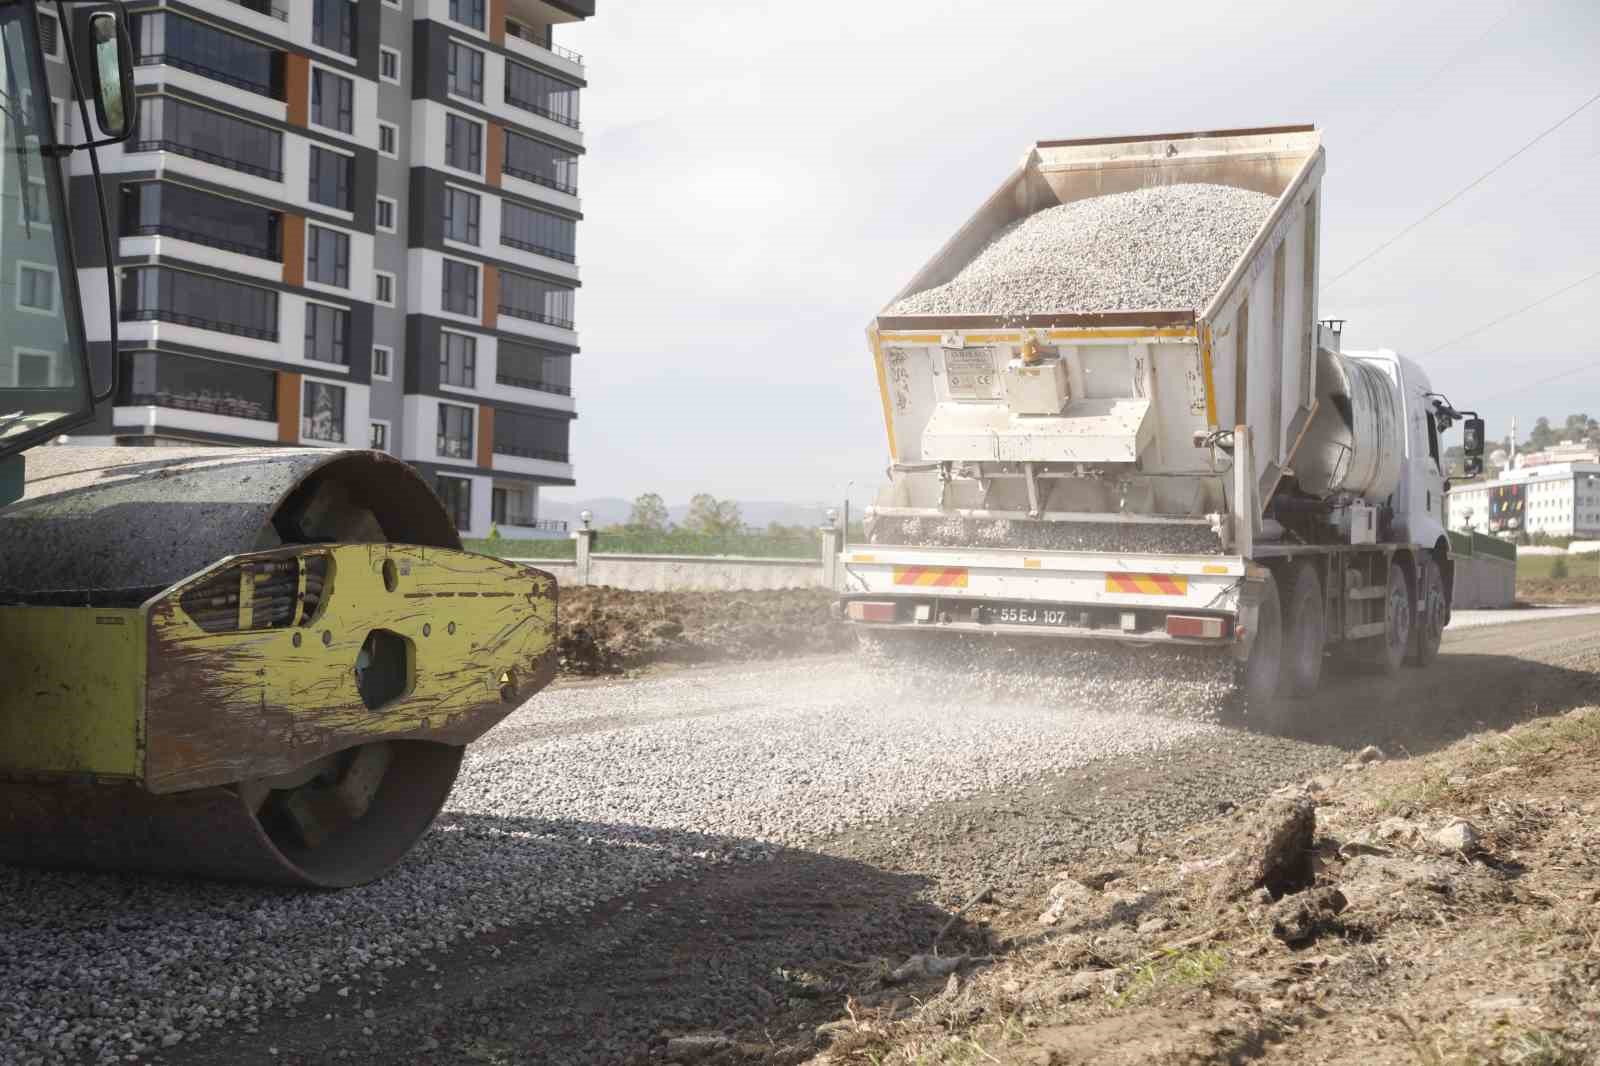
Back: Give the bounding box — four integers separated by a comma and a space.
0, 3, 137, 463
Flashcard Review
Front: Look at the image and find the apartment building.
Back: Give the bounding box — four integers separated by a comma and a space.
1449, 459, 1600, 538
45, 0, 589, 537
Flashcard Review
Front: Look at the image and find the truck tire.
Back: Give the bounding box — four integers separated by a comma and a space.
1282, 562, 1326, 694
1241, 570, 1284, 713
1373, 560, 1411, 674
1409, 556, 1446, 667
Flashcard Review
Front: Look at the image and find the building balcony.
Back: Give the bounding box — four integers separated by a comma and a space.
113, 403, 280, 443
503, 21, 585, 82
498, 304, 573, 330
225, 0, 288, 21
494, 371, 572, 398
493, 441, 568, 463
122, 309, 279, 343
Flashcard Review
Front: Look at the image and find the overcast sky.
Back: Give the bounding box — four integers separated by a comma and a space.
553, 0, 1599, 511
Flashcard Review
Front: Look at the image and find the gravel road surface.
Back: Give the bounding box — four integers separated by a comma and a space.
3, 611, 1597, 1066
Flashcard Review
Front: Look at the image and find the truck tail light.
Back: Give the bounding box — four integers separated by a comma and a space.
847, 601, 897, 623
1166, 614, 1226, 639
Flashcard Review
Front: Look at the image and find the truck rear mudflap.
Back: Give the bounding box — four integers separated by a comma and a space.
836, 545, 1253, 650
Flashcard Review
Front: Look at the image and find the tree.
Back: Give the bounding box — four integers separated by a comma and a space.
626, 492, 670, 533
1527, 417, 1556, 451
685, 493, 743, 536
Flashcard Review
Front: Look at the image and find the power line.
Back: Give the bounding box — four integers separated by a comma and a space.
1340, 3, 1517, 151
1423, 266, 1600, 360
1323, 86, 1600, 290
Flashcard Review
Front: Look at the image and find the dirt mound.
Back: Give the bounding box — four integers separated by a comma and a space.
557, 586, 852, 675
758, 707, 1600, 1066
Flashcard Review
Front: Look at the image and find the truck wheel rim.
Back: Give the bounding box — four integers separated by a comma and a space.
1388, 580, 1411, 655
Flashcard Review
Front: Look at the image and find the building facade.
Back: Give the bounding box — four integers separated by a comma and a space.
44, 0, 589, 538
1448, 458, 1600, 538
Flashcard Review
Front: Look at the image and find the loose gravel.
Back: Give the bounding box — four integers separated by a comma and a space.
887, 183, 1276, 316
0, 661, 1222, 1065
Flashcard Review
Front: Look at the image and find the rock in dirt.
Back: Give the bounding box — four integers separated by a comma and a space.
1268, 887, 1348, 945
1355, 745, 1385, 764
1038, 878, 1099, 926
665, 1034, 735, 1062
1338, 854, 1457, 910
1432, 819, 1481, 854
888, 954, 965, 985
1210, 797, 1316, 902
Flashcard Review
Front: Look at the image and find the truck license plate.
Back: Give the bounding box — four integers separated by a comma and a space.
992, 604, 1077, 628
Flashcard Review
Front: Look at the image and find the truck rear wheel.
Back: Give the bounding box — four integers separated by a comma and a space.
1409, 556, 1446, 667
1282, 563, 1326, 695
1373, 561, 1411, 674
1241, 570, 1284, 713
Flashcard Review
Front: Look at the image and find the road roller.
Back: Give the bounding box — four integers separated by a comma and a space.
0, 4, 557, 885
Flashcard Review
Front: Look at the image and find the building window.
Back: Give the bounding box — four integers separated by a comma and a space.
505, 62, 580, 128
122, 182, 282, 260
501, 201, 576, 262
311, 68, 354, 134
447, 42, 484, 102
443, 186, 480, 245
494, 408, 569, 463
304, 302, 350, 364
503, 129, 578, 193
448, 0, 486, 32
371, 345, 392, 380
375, 271, 396, 306
369, 420, 389, 451
311, 0, 356, 57
376, 196, 397, 233
132, 13, 287, 100
440, 331, 476, 387
492, 487, 537, 526
438, 402, 475, 459
308, 145, 353, 210
16, 264, 57, 314
134, 97, 284, 181
445, 114, 482, 174
303, 379, 346, 443
436, 475, 472, 531
306, 225, 350, 288
38, 11, 59, 60
378, 122, 398, 158
21, 180, 48, 228
379, 47, 401, 84
11, 349, 54, 387
121, 266, 278, 340
118, 349, 276, 421
497, 341, 571, 394
441, 259, 478, 317
499, 271, 574, 329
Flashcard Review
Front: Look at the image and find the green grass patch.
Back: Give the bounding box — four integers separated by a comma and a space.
1517, 552, 1600, 580
1113, 948, 1228, 1008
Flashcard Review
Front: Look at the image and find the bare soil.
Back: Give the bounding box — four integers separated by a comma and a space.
791, 715, 1600, 1066
1518, 576, 1600, 604
556, 587, 851, 676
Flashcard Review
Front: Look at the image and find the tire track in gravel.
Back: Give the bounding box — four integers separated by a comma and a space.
164, 614, 1600, 1066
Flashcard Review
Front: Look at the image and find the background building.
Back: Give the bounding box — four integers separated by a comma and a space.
43, 0, 590, 538
1449, 449, 1600, 538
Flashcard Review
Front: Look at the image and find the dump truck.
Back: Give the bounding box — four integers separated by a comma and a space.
834, 126, 1485, 715
0, 3, 556, 886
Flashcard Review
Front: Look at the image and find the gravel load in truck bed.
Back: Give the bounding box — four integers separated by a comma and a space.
886, 183, 1277, 316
